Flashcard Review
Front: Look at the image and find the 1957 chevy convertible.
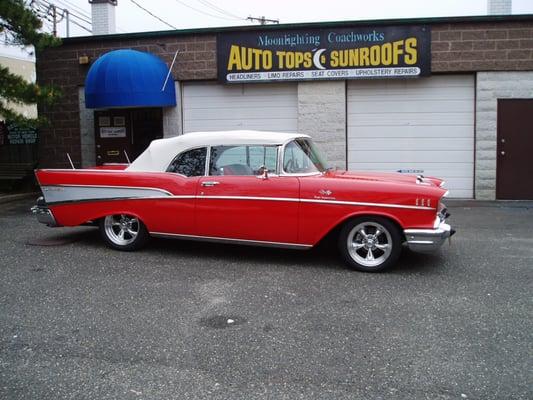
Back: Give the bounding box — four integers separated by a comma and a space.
32, 130, 454, 272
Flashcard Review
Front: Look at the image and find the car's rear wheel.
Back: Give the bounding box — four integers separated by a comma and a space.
338, 216, 401, 272
99, 214, 148, 251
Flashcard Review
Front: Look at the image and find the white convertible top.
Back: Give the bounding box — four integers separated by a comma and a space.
126, 130, 308, 172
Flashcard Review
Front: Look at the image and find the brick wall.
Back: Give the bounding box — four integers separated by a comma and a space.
36, 34, 216, 168
432, 21, 533, 72
36, 19, 533, 168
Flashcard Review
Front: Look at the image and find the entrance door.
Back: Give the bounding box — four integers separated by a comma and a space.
94, 108, 163, 165
94, 110, 131, 165
496, 99, 533, 200
131, 108, 163, 159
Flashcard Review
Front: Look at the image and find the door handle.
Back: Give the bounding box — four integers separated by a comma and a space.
201, 181, 220, 187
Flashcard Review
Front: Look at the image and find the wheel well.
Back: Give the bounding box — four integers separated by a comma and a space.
319, 213, 405, 245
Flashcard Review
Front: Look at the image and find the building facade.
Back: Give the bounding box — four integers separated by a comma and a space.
36, 15, 533, 199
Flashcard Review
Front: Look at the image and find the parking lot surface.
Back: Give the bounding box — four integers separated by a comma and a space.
0, 199, 532, 400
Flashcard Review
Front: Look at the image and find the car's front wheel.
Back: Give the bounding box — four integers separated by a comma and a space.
338, 216, 402, 272
99, 214, 148, 251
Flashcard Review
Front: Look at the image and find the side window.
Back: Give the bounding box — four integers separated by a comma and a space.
166, 147, 206, 177
209, 145, 278, 176
249, 146, 278, 173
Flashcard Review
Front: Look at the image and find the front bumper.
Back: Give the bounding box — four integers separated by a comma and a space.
404, 219, 455, 253
31, 196, 58, 227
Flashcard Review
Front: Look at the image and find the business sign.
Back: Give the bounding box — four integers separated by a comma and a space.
0, 121, 38, 145
100, 127, 126, 138
217, 25, 430, 83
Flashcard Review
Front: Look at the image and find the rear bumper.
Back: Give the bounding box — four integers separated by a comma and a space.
31, 196, 58, 227
404, 220, 455, 253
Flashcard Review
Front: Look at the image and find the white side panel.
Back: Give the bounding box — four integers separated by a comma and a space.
183, 82, 298, 133
347, 75, 475, 198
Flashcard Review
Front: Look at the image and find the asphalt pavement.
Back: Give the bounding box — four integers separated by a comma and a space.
0, 199, 531, 400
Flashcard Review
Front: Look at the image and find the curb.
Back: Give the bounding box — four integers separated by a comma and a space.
0, 192, 39, 205
446, 199, 533, 208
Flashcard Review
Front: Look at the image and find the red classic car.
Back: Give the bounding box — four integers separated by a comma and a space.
32, 131, 453, 272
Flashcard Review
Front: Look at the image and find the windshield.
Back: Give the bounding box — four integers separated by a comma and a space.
283, 138, 328, 174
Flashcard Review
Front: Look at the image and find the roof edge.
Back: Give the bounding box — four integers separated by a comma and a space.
63, 14, 533, 44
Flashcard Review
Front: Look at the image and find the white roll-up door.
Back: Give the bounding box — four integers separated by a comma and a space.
347, 75, 475, 198
182, 82, 297, 133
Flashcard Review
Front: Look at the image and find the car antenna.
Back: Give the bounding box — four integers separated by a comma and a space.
124, 150, 131, 164
162, 50, 179, 92
66, 153, 75, 169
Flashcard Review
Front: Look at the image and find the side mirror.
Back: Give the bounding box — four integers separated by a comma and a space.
257, 165, 269, 180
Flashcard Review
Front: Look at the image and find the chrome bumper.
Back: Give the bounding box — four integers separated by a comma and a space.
404, 220, 455, 253
31, 197, 58, 227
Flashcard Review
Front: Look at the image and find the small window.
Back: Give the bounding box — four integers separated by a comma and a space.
167, 147, 207, 177
209, 145, 278, 176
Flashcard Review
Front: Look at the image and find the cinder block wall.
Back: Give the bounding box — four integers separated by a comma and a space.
36, 19, 533, 169
297, 81, 346, 169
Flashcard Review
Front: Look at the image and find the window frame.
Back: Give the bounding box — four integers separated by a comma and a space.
166, 137, 327, 179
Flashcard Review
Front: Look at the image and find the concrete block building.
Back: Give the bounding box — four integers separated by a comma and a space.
35, 2, 533, 200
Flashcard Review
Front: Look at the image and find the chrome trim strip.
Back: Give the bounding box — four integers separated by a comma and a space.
150, 232, 313, 249
39, 184, 434, 211
300, 198, 434, 211
205, 145, 211, 177
39, 169, 128, 173
41, 185, 173, 205
42, 196, 197, 206
197, 195, 300, 203
54, 184, 173, 196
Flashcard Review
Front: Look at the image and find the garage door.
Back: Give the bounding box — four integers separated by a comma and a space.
347, 75, 475, 198
183, 82, 297, 133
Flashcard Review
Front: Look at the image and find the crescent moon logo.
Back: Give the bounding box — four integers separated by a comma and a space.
312, 49, 326, 70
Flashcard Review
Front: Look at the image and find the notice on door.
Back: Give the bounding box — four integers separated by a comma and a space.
100, 127, 126, 138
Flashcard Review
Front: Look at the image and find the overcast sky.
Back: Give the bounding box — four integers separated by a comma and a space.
2, 0, 533, 59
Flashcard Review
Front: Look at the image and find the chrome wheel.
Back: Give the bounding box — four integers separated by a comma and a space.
347, 221, 393, 268
104, 214, 140, 246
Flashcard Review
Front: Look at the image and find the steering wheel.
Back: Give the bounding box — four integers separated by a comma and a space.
284, 159, 294, 173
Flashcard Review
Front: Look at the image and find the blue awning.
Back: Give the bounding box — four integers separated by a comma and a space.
85, 49, 176, 109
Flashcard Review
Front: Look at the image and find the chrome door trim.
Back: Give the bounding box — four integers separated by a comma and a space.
299, 198, 434, 210
150, 231, 313, 250
197, 195, 299, 202
47, 183, 173, 196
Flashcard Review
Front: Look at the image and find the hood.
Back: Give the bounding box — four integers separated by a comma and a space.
330, 170, 445, 188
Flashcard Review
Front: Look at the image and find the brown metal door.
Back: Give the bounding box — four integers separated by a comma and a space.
496, 99, 533, 200
94, 110, 132, 165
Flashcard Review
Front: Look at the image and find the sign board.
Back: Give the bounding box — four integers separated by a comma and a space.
100, 127, 126, 138
218, 25, 430, 83
397, 169, 424, 174
0, 121, 38, 145
0, 121, 6, 145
